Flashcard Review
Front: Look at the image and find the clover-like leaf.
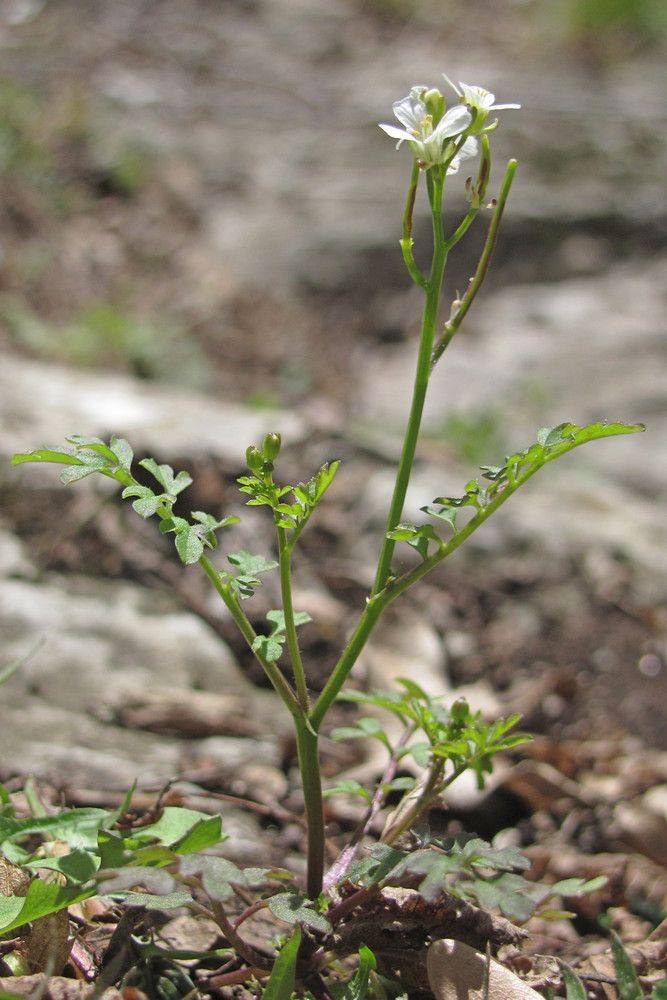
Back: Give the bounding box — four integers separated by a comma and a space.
266, 609, 313, 636
122, 484, 161, 518
345, 844, 408, 889
252, 634, 285, 663
222, 550, 278, 599
139, 457, 192, 497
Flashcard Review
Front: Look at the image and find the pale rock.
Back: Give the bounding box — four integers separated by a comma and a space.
0, 352, 305, 465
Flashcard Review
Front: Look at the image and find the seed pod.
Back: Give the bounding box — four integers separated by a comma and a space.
427, 939, 543, 1000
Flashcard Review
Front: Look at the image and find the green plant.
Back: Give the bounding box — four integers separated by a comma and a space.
8, 73, 644, 997
559, 931, 666, 1000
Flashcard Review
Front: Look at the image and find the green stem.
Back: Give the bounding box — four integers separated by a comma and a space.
400, 160, 428, 289
313, 442, 564, 729
202, 550, 324, 898
431, 159, 517, 369
381, 758, 445, 846
295, 716, 326, 899
371, 168, 448, 597
277, 525, 309, 711
378, 439, 563, 603
198, 553, 301, 717
310, 591, 387, 732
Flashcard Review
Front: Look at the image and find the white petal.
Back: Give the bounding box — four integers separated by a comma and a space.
447, 136, 478, 173
379, 122, 414, 141
434, 104, 472, 138
442, 73, 462, 98
392, 94, 426, 131
459, 82, 495, 108
458, 136, 479, 159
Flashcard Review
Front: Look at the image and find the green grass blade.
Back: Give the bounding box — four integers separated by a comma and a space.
558, 959, 587, 1000
263, 924, 301, 1000
610, 930, 642, 1000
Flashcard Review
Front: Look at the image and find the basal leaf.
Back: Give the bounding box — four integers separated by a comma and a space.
121, 889, 195, 910
0, 876, 96, 934
95, 866, 176, 896
0, 808, 115, 853
98, 829, 134, 870
129, 807, 220, 850
346, 845, 407, 888
172, 815, 225, 855
24, 849, 98, 884
181, 856, 243, 903
268, 891, 331, 933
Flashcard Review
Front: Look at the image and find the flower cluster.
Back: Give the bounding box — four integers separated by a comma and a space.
379, 74, 520, 171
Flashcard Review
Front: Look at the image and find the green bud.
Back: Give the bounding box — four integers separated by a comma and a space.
422, 88, 446, 126
450, 697, 469, 724
246, 445, 264, 473
263, 432, 282, 462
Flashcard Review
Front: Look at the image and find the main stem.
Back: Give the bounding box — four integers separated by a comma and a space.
296, 716, 326, 899
372, 168, 448, 597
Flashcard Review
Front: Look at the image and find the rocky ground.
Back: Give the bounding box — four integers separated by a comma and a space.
0, 0, 666, 996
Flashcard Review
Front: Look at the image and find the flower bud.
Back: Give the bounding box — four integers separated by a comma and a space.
422, 88, 446, 126
263, 432, 282, 462
450, 697, 469, 724
245, 445, 264, 473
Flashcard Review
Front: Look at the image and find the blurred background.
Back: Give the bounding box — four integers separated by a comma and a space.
0, 0, 665, 401
1, 0, 667, 754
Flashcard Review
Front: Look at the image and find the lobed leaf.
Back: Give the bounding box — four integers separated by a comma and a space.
223, 550, 278, 599
139, 457, 192, 497
417, 421, 645, 541
122, 484, 161, 518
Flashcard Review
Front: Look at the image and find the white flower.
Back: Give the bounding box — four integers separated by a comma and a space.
379, 85, 473, 167
443, 74, 520, 132
446, 136, 478, 174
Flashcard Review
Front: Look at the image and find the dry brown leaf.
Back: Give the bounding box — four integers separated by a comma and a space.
427, 939, 546, 1000
0, 856, 31, 897
0, 976, 122, 999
